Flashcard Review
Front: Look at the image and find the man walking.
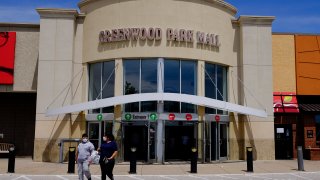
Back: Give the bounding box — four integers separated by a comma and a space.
76, 133, 95, 180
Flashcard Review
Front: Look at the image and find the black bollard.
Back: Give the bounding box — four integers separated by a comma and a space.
129, 147, 137, 174
190, 147, 197, 173
297, 146, 304, 171
67, 147, 76, 173
246, 147, 253, 172
8, 146, 15, 173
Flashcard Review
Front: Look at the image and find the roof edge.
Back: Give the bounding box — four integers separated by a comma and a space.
0, 23, 40, 28
78, 0, 237, 16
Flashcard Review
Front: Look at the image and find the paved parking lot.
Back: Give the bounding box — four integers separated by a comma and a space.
1, 172, 320, 180
1, 158, 320, 179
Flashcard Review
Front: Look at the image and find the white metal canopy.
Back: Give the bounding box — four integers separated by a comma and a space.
46, 93, 267, 118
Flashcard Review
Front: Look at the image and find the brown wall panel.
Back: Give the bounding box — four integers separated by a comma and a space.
295, 35, 320, 52
295, 35, 320, 95
296, 51, 320, 63
297, 63, 320, 78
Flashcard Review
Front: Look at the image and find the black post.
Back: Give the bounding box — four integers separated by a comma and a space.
129, 147, 137, 174
246, 147, 253, 172
8, 146, 15, 173
190, 147, 197, 173
297, 146, 304, 171
67, 147, 76, 173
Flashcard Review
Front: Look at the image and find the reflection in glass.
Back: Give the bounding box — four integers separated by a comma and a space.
89, 63, 102, 113
141, 59, 157, 93
164, 101, 180, 113
89, 61, 115, 114
205, 63, 227, 114
181, 60, 196, 95
164, 59, 197, 113
181, 60, 197, 113
124, 60, 140, 95
88, 122, 100, 149
164, 60, 180, 93
141, 101, 157, 112
124, 60, 140, 112
102, 61, 115, 113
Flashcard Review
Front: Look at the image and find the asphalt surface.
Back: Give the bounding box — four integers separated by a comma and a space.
1, 158, 320, 179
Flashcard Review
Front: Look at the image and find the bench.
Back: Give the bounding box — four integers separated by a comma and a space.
0, 143, 14, 154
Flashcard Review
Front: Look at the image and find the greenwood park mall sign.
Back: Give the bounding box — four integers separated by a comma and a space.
99, 27, 221, 48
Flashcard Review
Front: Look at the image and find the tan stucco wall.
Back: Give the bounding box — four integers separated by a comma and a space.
34, 9, 86, 162
0, 25, 39, 92
81, 0, 238, 67
272, 34, 296, 92
229, 16, 275, 160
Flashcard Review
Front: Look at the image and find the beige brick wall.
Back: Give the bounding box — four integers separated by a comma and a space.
272, 34, 296, 92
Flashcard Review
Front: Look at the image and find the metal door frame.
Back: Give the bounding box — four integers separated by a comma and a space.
163, 120, 198, 161
204, 120, 229, 162
219, 122, 229, 161
121, 120, 153, 163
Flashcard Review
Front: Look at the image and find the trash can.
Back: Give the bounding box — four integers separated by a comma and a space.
68, 147, 76, 173
129, 147, 137, 174
8, 146, 15, 173
246, 147, 253, 172
190, 147, 197, 173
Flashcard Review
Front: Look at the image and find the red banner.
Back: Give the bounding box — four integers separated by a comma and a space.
0, 32, 16, 84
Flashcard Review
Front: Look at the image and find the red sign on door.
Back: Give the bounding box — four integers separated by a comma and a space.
215, 115, 220, 122
185, 113, 192, 121
168, 113, 175, 121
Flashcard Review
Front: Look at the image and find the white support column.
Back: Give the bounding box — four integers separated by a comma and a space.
157, 58, 164, 163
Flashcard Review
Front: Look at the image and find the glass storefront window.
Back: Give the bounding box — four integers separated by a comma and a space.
124, 59, 157, 112
205, 63, 228, 114
164, 60, 180, 93
164, 59, 197, 113
88, 61, 115, 114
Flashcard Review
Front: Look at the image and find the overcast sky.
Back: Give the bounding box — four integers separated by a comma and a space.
0, 0, 319, 34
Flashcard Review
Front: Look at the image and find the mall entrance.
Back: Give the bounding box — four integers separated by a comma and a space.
122, 120, 156, 162
164, 121, 198, 161
205, 121, 229, 161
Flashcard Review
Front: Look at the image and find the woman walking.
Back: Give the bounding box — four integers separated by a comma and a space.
99, 133, 118, 180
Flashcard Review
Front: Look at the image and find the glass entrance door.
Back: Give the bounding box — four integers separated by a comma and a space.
219, 123, 228, 160
122, 121, 156, 162
164, 121, 198, 161
205, 121, 228, 161
88, 122, 101, 150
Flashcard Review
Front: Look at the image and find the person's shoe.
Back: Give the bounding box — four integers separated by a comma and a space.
88, 178, 91, 180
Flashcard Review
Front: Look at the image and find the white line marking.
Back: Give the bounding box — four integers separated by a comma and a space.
56, 175, 69, 180
290, 173, 312, 180
21, 176, 33, 180
11, 176, 23, 180
214, 175, 239, 179
129, 175, 145, 180
160, 175, 178, 180
246, 174, 273, 180
188, 175, 208, 180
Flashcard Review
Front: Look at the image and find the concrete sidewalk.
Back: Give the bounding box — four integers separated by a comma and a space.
0, 158, 320, 175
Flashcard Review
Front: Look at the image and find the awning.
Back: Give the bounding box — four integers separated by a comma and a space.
273, 92, 299, 113
299, 104, 320, 112
46, 93, 268, 118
